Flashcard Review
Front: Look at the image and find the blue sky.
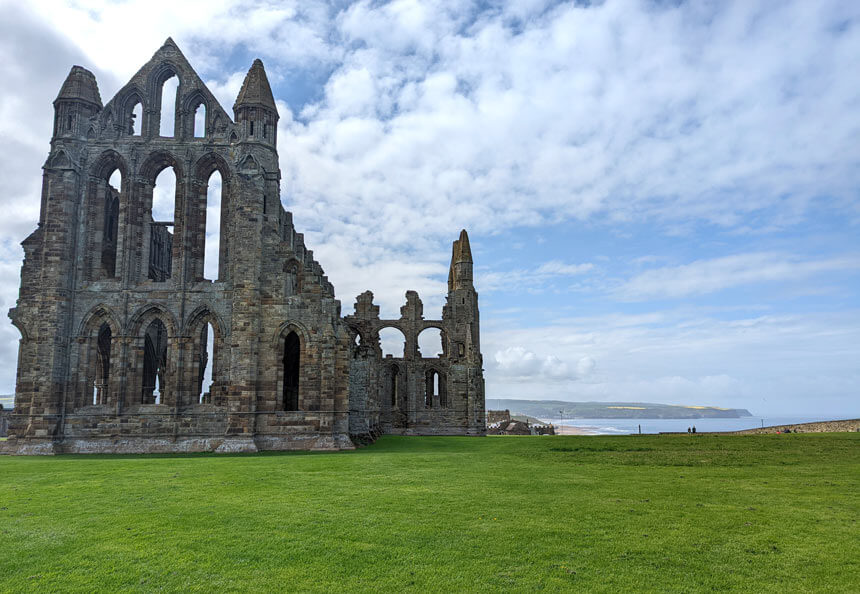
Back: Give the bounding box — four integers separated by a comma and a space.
0, 0, 858, 416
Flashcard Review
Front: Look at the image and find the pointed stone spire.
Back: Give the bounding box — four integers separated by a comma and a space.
448, 234, 461, 292
234, 59, 278, 113
54, 66, 102, 108
448, 229, 474, 291
455, 229, 472, 263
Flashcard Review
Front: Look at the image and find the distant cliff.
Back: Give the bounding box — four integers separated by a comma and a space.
487, 399, 753, 419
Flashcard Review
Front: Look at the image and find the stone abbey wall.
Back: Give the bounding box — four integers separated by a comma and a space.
3, 40, 484, 455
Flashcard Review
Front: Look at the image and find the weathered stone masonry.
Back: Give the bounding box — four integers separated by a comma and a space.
3, 40, 485, 454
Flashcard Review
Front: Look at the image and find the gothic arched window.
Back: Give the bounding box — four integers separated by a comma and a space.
283, 331, 300, 411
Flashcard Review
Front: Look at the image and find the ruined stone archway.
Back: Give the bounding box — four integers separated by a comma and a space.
181, 305, 228, 407
73, 305, 123, 409
127, 305, 178, 406
192, 152, 233, 281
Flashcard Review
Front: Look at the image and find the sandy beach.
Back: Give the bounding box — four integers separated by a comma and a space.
552, 424, 601, 435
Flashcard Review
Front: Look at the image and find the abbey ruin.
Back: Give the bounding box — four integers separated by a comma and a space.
2, 39, 485, 454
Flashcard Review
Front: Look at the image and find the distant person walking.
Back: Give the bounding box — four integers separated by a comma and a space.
692, 426, 696, 434
687, 427, 691, 434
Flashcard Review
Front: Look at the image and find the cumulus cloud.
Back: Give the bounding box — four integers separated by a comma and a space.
492, 346, 595, 382
5, 1, 860, 240
269, 0, 860, 312
23, 1, 340, 86
5, 2, 859, 303
281, 0, 860, 244
0, 5, 118, 241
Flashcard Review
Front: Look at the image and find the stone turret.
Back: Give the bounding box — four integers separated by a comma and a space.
445, 229, 480, 361
443, 228, 484, 433
53, 66, 102, 139
233, 59, 279, 147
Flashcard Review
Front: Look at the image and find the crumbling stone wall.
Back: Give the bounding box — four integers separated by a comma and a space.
0, 408, 9, 438
3, 40, 484, 455
487, 420, 531, 435
344, 231, 485, 439
487, 410, 512, 424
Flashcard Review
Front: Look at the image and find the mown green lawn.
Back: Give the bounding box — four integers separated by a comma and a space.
1, 434, 858, 592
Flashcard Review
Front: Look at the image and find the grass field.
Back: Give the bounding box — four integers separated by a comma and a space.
1, 434, 858, 592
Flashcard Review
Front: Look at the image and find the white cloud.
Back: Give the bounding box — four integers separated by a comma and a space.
536, 261, 594, 276
491, 347, 595, 382
6, 1, 857, 312
478, 259, 594, 294
576, 355, 596, 377
22, 1, 340, 88
268, 0, 860, 312
618, 252, 860, 300
493, 346, 566, 380
5, 1, 859, 249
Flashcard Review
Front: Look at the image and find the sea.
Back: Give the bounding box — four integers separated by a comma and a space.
540, 416, 838, 435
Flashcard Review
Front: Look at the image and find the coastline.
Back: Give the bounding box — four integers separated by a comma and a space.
551, 424, 601, 436
540, 415, 855, 436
